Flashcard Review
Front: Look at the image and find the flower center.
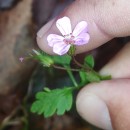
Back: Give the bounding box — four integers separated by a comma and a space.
63, 33, 75, 44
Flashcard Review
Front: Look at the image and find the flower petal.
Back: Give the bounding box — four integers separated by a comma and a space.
73, 21, 88, 37
47, 34, 64, 47
53, 42, 71, 55
56, 17, 72, 36
74, 33, 90, 45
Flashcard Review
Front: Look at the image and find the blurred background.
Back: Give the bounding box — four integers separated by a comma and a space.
0, 0, 127, 130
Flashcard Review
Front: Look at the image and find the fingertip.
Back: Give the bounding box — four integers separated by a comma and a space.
37, 19, 56, 38
36, 35, 55, 55
36, 19, 56, 54
76, 84, 113, 130
76, 79, 130, 130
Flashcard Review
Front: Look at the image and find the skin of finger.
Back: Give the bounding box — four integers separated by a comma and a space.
77, 41, 130, 130
37, 0, 130, 55
76, 79, 130, 130
100, 42, 130, 78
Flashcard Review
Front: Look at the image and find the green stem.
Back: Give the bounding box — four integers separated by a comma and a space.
73, 56, 100, 77
64, 65, 78, 87
73, 56, 85, 68
53, 64, 80, 72
73, 56, 111, 80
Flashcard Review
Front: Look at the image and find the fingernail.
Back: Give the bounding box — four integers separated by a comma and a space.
37, 19, 55, 38
76, 93, 113, 130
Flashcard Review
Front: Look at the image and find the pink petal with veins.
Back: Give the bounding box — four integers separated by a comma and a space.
56, 17, 72, 36
53, 42, 71, 55
73, 21, 88, 37
74, 33, 90, 45
47, 34, 64, 47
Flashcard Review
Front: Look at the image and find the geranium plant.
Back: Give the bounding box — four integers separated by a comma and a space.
22, 17, 111, 117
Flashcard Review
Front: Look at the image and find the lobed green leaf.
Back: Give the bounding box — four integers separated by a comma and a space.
31, 87, 73, 117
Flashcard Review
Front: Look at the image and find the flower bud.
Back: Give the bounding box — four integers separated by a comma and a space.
39, 55, 54, 67
32, 49, 54, 67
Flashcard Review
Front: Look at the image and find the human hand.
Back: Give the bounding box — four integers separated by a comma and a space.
36, 0, 130, 130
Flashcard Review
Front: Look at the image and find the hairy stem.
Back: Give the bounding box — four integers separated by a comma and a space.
53, 64, 80, 72
73, 56, 84, 68
73, 56, 111, 80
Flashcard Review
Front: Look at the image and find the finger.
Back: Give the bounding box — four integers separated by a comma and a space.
100, 42, 130, 78
76, 79, 130, 130
37, 0, 130, 54
76, 41, 130, 130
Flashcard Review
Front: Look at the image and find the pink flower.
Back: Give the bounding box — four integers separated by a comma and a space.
47, 16, 90, 55
19, 57, 24, 62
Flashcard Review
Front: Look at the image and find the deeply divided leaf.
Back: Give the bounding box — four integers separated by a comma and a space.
31, 87, 73, 117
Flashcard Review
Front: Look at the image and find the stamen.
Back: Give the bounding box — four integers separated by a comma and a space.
63, 33, 75, 44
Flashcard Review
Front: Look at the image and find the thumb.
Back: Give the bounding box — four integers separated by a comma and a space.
37, 0, 130, 54
76, 79, 130, 130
